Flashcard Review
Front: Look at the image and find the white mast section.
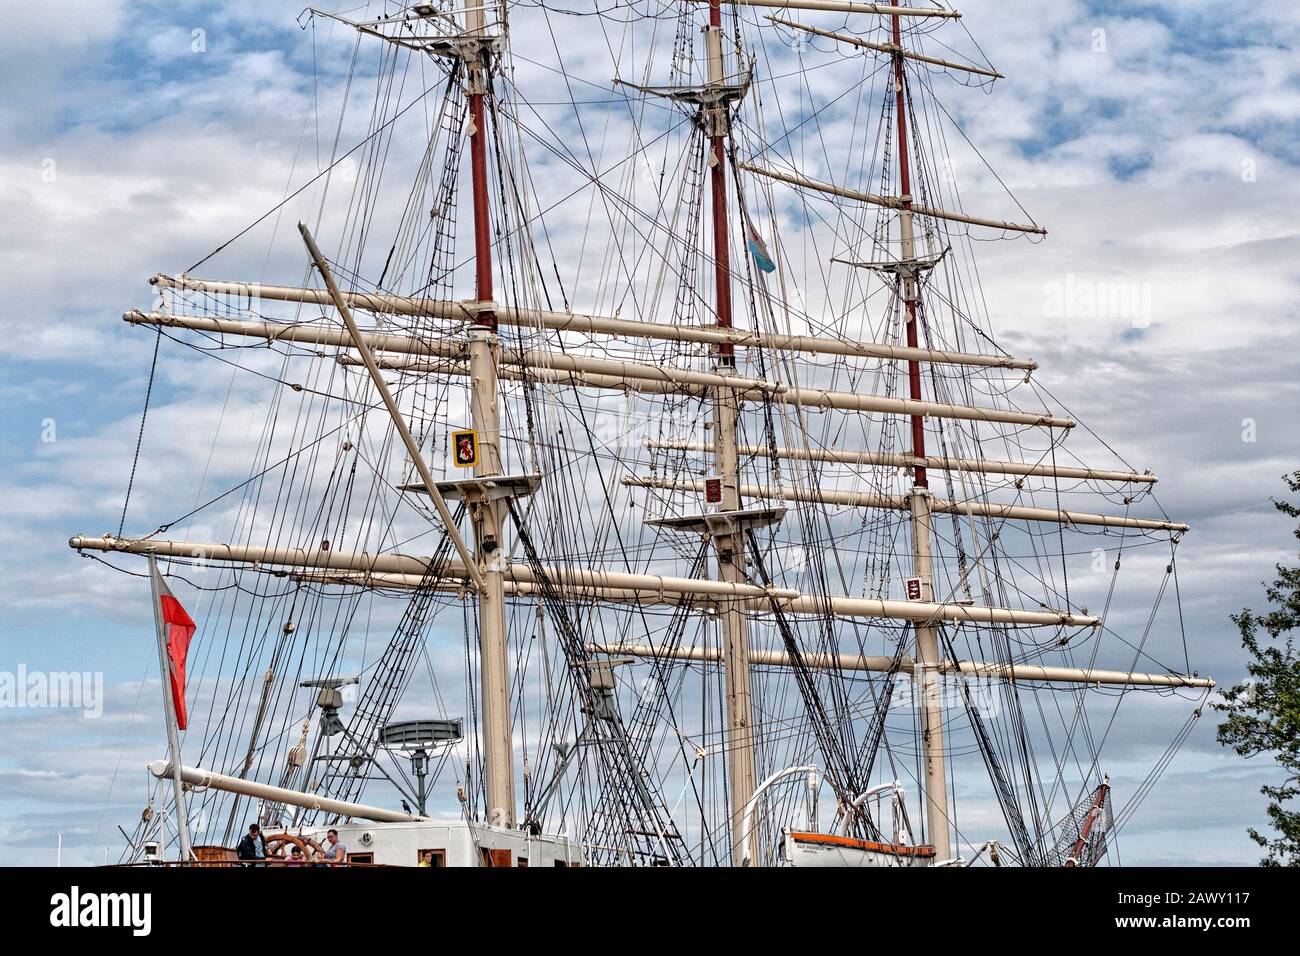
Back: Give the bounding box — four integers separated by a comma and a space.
142, 280, 1037, 369
644, 439, 1157, 484
458, 0, 517, 830
467, 318, 517, 828
622, 477, 1189, 532
697, 4, 760, 867
739, 163, 1047, 235
910, 486, 950, 859
591, 644, 1214, 689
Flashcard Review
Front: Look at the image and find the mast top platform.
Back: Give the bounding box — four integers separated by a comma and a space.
398, 473, 542, 504
833, 244, 951, 279
615, 75, 753, 110
646, 506, 786, 538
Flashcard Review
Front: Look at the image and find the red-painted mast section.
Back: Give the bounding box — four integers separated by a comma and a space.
891, 13, 927, 488
710, 0, 734, 361
1064, 778, 1110, 867
469, 77, 496, 330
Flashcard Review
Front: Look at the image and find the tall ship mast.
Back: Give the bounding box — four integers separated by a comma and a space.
72, 0, 1212, 867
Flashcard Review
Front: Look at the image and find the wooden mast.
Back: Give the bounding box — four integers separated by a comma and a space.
891, 11, 951, 862
462, 0, 516, 829
704, 0, 759, 867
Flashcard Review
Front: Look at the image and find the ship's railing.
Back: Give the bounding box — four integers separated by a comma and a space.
113, 860, 384, 868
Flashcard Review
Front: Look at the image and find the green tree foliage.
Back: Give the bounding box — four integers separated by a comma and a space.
1215, 472, 1300, 866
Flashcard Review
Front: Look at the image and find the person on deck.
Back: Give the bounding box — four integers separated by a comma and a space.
236, 824, 266, 865
321, 828, 347, 866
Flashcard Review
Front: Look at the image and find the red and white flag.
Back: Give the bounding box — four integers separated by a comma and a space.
149, 559, 196, 730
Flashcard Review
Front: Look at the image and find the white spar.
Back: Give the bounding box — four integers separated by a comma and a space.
623, 476, 1189, 532
644, 438, 1157, 485
69, 533, 1101, 628
141, 279, 1037, 369
741, 162, 1047, 235
767, 15, 1002, 78
591, 644, 1215, 689
340, 350, 1072, 428
148, 760, 422, 824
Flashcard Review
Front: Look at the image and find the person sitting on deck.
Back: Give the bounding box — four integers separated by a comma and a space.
235, 824, 266, 864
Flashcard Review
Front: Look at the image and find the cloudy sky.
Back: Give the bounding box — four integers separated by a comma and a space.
1, 0, 1297, 866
